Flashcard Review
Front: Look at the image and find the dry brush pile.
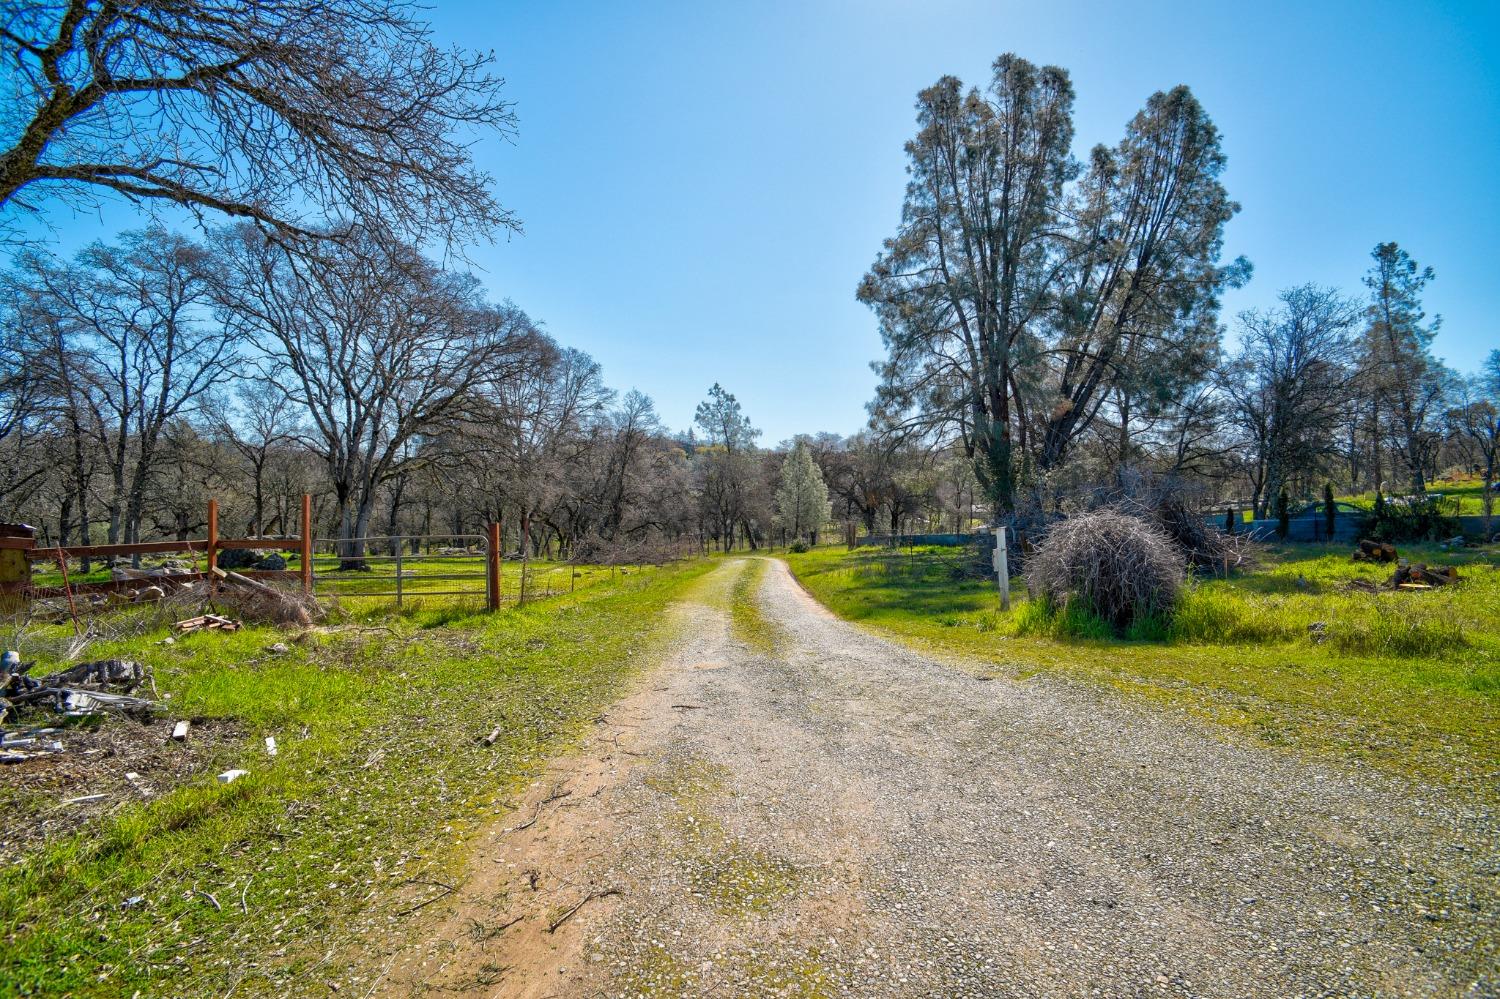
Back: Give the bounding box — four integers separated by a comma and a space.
1026, 510, 1185, 632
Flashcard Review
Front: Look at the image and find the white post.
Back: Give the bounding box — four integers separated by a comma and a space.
993, 526, 1010, 611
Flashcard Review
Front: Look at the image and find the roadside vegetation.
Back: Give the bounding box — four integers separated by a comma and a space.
784, 544, 1500, 790
0, 560, 710, 997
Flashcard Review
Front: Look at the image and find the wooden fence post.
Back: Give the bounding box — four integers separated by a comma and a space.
300, 493, 313, 595
207, 499, 219, 597
487, 521, 501, 612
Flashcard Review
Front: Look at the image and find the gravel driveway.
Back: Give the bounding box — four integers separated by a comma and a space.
377, 558, 1496, 998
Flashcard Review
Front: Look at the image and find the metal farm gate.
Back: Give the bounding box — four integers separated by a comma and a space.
308, 533, 497, 609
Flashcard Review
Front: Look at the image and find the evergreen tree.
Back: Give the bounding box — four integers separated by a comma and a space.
775, 441, 831, 544
1360, 243, 1450, 493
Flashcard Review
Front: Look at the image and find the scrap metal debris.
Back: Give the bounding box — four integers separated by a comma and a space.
1, 656, 160, 762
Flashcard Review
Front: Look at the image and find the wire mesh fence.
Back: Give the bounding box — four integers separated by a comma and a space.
309, 535, 491, 607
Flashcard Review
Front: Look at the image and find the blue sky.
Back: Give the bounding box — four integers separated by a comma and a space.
17, 0, 1500, 442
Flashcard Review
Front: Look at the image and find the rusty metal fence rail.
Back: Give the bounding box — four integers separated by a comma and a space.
2, 500, 512, 616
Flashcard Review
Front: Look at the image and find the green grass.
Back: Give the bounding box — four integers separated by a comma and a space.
727, 558, 777, 653
1342, 476, 1496, 517
0, 559, 712, 996
784, 544, 1500, 790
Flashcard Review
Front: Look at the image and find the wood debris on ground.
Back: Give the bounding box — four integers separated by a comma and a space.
1343, 544, 1463, 592
1351, 538, 1400, 563
175, 613, 242, 633
1, 657, 160, 764
1390, 561, 1460, 589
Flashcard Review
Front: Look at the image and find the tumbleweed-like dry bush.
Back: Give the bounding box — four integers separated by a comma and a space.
1026, 509, 1185, 631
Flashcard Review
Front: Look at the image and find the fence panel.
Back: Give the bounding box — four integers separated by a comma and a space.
309, 535, 494, 608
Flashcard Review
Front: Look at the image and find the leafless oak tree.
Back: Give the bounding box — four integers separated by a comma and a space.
1, 0, 517, 246
216, 225, 540, 563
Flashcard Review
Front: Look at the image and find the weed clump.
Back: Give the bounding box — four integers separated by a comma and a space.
1026, 510, 1184, 633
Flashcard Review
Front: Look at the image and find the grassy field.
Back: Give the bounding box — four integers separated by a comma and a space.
784, 543, 1500, 791
0, 558, 711, 996
1342, 476, 1496, 517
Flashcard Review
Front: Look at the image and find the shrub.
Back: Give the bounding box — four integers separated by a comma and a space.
787, 538, 811, 553
1367, 494, 1460, 542
1025, 510, 1184, 633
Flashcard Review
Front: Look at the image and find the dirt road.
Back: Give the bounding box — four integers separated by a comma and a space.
373, 559, 1495, 998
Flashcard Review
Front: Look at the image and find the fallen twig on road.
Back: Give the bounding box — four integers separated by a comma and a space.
547, 887, 620, 933
393, 878, 456, 917
511, 787, 573, 832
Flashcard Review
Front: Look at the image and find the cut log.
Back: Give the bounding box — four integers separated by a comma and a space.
1389, 563, 1460, 588
1354, 539, 1398, 563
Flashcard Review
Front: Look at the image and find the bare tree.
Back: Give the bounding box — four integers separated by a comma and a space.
1221, 285, 1361, 517
1450, 355, 1499, 535
7, 227, 239, 544
0, 301, 54, 513
466, 343, 611, 570
217, 225, 539, 564
216, 382, 301, 535
1, 0, 517, 246
595, 390, 667, 541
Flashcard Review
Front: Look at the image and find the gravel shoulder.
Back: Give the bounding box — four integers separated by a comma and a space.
374, 558, 1497, 998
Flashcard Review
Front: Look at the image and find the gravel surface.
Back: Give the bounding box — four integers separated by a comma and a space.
380, 558, 1497, 998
